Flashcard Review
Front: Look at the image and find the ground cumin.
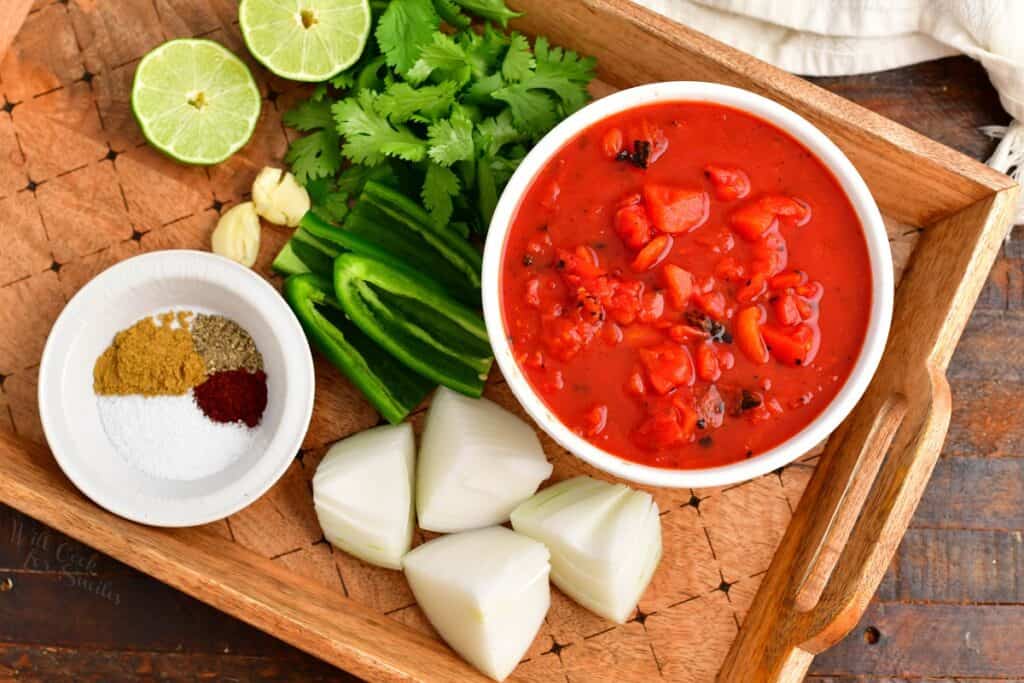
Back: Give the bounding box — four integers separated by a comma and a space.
93, 311, 207, 396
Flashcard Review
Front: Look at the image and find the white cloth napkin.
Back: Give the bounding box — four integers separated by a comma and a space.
636, 0, 1024, 222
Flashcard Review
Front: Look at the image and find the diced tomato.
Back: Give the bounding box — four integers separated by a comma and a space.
622, 324, 664, 348
750, 231, 789, 278
673, 402, 699, 439
638, 343, 694, 394
715, 256, 746, 282
731, 195, 810, 241
795, 296, 814, 320
543, 318, 585, 361
582, 404, 609, 436
730, 202, 776, 241
556, 246, 605, 279
773, 293, 801, 326
736, 305, 769, 364
631, 234, 673, 272
718, 349, 735, 370
761, 323, 818, 366
695, 343, 720, 382
638, 290, 665, 323
759, 195, 811, 225
704, 164, 751, 201
769, 269, 807, 290
602, 128, 624, 159
626, 369, 646, 396
633, 406, 686, 449
662, 264, 694, 309
643, 185, 709, 234
602, 322, 623, 345
614, 204, 653, 250
735, 273, 767, 304
795, 281, 823, 300
694, 290, 726, 319
607, 279, 644, 325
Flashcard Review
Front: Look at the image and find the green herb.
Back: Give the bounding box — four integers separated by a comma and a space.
282, 0, 596, 229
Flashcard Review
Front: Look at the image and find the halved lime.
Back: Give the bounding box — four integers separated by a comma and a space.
239, 0, 372, 83
132, 39, 261, 165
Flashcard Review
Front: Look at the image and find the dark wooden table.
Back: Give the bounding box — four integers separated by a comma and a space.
1, 55, 1020, 682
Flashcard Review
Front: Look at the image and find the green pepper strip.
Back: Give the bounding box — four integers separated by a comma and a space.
344, 201, 478, 304
334, 253, 493, 397
283, 273, 434, 424
360, 182, 483, 289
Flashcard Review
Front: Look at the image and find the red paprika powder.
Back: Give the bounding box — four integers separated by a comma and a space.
193, 370, 268, 427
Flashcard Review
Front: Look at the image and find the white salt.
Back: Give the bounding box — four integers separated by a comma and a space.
97, 392, 263, 481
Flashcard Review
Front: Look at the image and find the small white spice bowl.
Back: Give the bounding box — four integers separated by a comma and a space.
38, 250, 315, 527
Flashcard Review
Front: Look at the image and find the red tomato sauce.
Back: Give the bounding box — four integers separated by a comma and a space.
500, 102, 873, 470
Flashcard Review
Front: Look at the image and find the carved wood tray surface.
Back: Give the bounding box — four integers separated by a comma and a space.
0, 1, 1017, 681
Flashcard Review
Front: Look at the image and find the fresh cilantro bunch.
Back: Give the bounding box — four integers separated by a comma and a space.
283, 0, 596, 232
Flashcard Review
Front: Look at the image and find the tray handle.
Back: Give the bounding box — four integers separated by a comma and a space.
718, 366, 950, 683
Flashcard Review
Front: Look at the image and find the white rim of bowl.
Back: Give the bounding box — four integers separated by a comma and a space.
38, 250, 315, 526
482, 81, 894, 489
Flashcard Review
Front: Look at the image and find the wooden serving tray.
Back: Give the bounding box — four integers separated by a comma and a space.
0, 1, 1017, 681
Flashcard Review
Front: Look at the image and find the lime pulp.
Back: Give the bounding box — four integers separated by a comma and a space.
131, 39, 262, 166
238, 0, 372, 83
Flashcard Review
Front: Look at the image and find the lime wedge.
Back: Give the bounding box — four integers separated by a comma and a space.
238, 0, 372, 83
132, 39, 261, 166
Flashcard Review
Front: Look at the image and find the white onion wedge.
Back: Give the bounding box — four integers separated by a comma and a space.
402, 526, 550, 681
417, 388, 552, 532
312, 423, 415, 570
511, 475, 662, 623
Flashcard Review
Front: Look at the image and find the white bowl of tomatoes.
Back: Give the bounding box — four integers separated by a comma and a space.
482, 81, 892, 489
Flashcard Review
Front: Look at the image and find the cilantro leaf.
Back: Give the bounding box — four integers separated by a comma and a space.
336, 163, 400, 197
501, 32, 534, 82
376, 0, 440, 76
458, 23, 508, 77
285, 130, 343, 184
376, 81, 459, 122
407, 32, 471, 85
333, 91, 427, 165
329, 71, 356, 90
476, 110, 525, 157
531, 36, 596, 110
283, 98, 334, 132
490, 86, 559, 136
432, 0, 471, 27
305, 177, 350, 224
462, 72, 505, 106
450, 0, 522, 26
427, 108, 474, 166
422, 163, 461, 227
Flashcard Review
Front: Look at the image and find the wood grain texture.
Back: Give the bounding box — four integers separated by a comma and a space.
0, 0, 31, 63
0, 1, 1020, 682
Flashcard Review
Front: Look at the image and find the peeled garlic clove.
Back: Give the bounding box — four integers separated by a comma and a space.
252, 166, 310, 227
211, 201, 260, 267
